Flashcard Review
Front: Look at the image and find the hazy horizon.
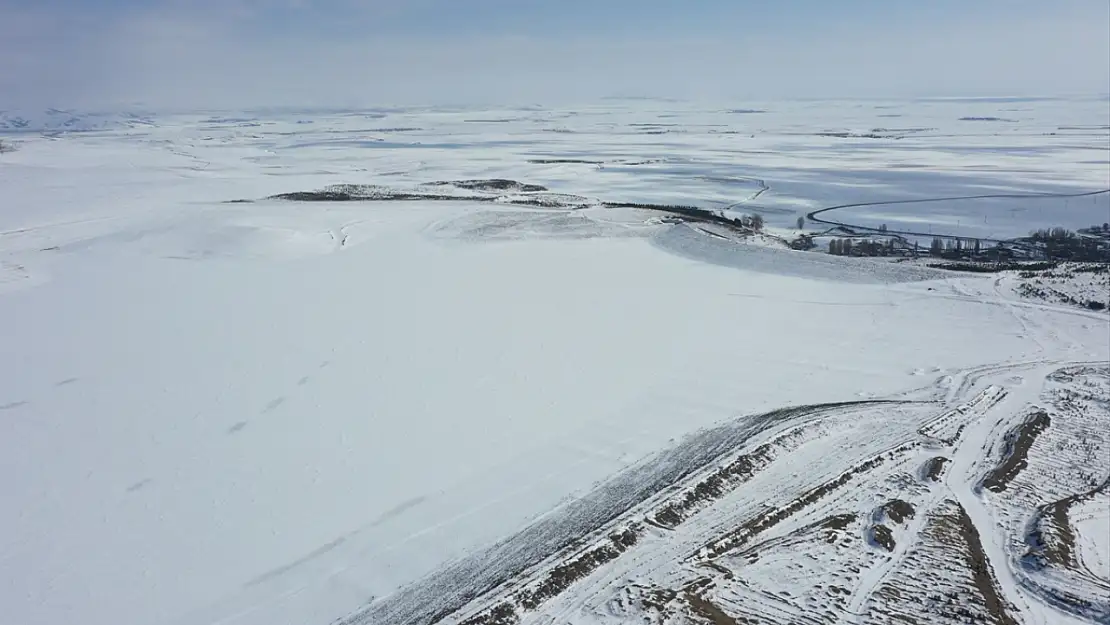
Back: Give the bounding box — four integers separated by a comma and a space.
3, 0, 1109, 110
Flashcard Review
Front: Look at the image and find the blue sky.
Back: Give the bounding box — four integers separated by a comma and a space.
2, 0, 1109, 108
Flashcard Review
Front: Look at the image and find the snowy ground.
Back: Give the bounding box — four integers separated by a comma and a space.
1, 99, 1107, 625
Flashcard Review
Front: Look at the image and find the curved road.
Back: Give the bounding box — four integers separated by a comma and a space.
804, 189, 1110, 244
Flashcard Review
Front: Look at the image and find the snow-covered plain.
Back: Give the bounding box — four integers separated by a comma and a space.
1, 98, 1108, 625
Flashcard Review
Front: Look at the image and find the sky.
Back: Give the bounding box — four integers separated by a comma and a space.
2, 0, 1109, 109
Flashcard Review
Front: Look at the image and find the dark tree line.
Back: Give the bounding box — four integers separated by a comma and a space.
1025, 227, 1109, 261
928, 237, 987, 259
828, 238, 897, 256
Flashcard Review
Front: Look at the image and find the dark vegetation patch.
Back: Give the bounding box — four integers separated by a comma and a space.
516, 527, 640, 610
640, 587, 678, 613
703, 442, 918, 558
821, 513, 856, 531
1026, 477, 1110, 569
928, 261, 1059, 273
924, 457, 949, 482
816, 131, 900, 140
526, 158, 602, 165
882, 500, 916, 524
873, 127, 935, 134
270, 181, 557, 204
266, 180, 778, 234
872, 524, 896, 551
952, 503, 1019, 625
959, 117, 1017, 122
458, 602, 518, 625
1071, 263, 1110, 274
338, 401, 911, 625
819, 513, 858, 544
870, 500, 1015, 625
272, 189, 365, 201
981, 411, 1051, 493
652, 440, 778, 528
685, 592, 741, 625
426, 179, 548, 192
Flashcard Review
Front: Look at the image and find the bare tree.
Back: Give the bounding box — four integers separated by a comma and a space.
748, 213, 764, 232
796, 216, 805, 230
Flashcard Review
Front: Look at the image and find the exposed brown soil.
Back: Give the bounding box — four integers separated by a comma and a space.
981, 411, 1050, 493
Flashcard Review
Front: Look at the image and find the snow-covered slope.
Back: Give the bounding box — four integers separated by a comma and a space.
1, 100, 1107, 625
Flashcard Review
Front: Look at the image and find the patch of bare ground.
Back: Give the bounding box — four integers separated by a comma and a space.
702, 443, 918, 559
981, 411, 1051, 493
923, 456, 948, 482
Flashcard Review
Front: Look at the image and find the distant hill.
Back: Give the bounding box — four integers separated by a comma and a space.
0, 109, 157, 133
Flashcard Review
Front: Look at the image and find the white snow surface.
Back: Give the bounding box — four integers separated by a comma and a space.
1, 100, 1108, 625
